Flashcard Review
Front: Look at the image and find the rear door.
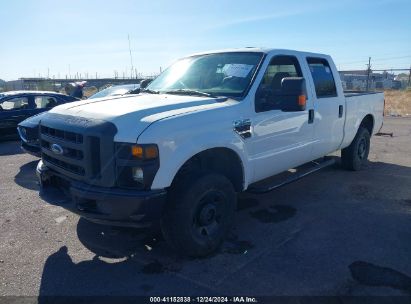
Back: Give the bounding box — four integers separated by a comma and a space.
33, 95, 60, 114
247, 54, 316, 183
0, 96, 32, 137
306, 57, 345, 158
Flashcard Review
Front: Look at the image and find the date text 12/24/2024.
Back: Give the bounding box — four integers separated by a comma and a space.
150, 297, 258, 303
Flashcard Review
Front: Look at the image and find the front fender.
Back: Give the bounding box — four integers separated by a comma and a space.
138, 120, 251, 190
154, 135, 249, 190
136, 99, 254, 190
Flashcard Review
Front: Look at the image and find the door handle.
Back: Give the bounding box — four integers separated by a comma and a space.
308, 109, 314, 124
339, 105, 343, 118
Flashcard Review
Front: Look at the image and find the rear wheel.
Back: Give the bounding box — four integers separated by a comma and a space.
161, 173, 236, 257
341, 126, 371, 171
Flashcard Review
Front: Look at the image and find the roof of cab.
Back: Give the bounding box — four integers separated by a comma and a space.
188, 47, 330, 58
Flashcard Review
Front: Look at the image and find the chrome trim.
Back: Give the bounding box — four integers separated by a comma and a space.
51, 143, 64, 155
17, 126, 28, 143
233, 119, 252, 139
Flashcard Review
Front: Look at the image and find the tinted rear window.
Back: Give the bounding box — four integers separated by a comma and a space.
307, 57, 337, 98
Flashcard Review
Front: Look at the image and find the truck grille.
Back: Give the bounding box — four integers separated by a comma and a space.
40, 127, 88, 178
43, 153, 86, 176
40, 126, 83, 144
41, 139, 84, 160
39, 113, 117, 187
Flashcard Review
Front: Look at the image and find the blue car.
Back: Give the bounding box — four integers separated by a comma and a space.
17, 85, 141, 156
0, 91, 78, 140
17, 112, 48, 157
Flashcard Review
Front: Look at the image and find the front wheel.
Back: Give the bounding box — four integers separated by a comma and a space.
341, 126, 371, 171
161, 173, 236, 257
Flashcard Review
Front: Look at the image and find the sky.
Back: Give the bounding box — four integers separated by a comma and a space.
0, 0, 410, 81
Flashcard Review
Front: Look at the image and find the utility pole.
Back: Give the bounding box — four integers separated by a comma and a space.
365, 57, 371, 91
408, 65, 411, 87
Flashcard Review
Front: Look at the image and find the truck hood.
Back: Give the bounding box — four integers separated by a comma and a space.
49, 93, 232, 142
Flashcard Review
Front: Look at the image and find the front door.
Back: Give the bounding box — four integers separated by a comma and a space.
0, 96, 32, 137
247, 55, 315, 183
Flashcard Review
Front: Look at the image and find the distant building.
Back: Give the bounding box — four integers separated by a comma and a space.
3, 77, 146, 92
339, 70, 401, 90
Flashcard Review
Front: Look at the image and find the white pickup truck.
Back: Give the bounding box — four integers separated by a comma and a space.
36, 48, 384, 256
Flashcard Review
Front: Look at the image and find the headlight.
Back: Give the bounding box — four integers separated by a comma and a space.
17, 126, 28, 142
115, 143, 160, 189
132, 167, 144, 183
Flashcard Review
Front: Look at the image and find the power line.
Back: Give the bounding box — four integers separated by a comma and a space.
372, 55, 411, 62
338, 55, 411, 65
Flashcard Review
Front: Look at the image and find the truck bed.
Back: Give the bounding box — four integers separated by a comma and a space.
344, 90, 383, 98
341, 90, 384, 149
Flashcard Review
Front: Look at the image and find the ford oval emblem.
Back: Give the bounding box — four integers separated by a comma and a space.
51, 143, 64, 155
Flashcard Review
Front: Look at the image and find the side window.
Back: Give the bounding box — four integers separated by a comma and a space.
307, 57, 337, 98
255, 55, 303, 112
0, 97, 29, 111
34, 96, 58, 109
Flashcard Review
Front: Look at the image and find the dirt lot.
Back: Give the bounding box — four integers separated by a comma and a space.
0, 117, 411, 297
384, 89, 411, 116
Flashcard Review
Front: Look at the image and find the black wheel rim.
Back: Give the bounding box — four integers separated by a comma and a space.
358, 137, 367, 159
192, 190, 227, 239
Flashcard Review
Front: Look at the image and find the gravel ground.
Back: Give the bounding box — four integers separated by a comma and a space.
0, 117, 410, 297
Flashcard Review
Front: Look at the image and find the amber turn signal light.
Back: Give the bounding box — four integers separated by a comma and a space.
145, 146, 159, 159
131, 145, 144, 158
298, 95, 307, 106
131, 145, 159, 159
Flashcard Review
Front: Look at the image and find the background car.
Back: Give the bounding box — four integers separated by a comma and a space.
16, 84, 142, 156
88, 84, 140, 99
17, 112, 47, 157
0, 91, 78, 139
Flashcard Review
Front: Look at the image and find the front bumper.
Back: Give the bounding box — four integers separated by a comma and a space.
21, 141, 41, 157
36, 160, 166, 227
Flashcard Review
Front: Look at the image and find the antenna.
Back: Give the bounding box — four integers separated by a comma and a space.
128, 34, 134, 78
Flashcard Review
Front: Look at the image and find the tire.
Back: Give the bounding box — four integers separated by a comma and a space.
161, 173, 236, 257
341, 126, 371, 171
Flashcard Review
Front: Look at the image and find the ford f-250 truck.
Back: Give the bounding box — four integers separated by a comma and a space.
36, 48, 384, 256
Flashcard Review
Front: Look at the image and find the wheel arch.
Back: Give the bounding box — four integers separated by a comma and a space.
169, 147, 245, 192
359, 114, 374, 135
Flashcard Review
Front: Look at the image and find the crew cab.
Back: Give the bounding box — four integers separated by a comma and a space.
36, 48, 384, 257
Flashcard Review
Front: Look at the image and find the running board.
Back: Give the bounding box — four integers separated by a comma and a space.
247, 157, 336, 194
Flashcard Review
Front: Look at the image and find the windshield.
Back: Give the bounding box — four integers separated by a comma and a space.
147, 52, 264, 97
89, 84, 140, 99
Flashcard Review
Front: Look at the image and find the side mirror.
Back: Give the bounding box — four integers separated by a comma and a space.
277, 77, 307, 112
139, 79, 152, 89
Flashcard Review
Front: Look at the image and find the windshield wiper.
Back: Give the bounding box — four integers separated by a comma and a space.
141, 88, 159, 94
163, 89, 216, 98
